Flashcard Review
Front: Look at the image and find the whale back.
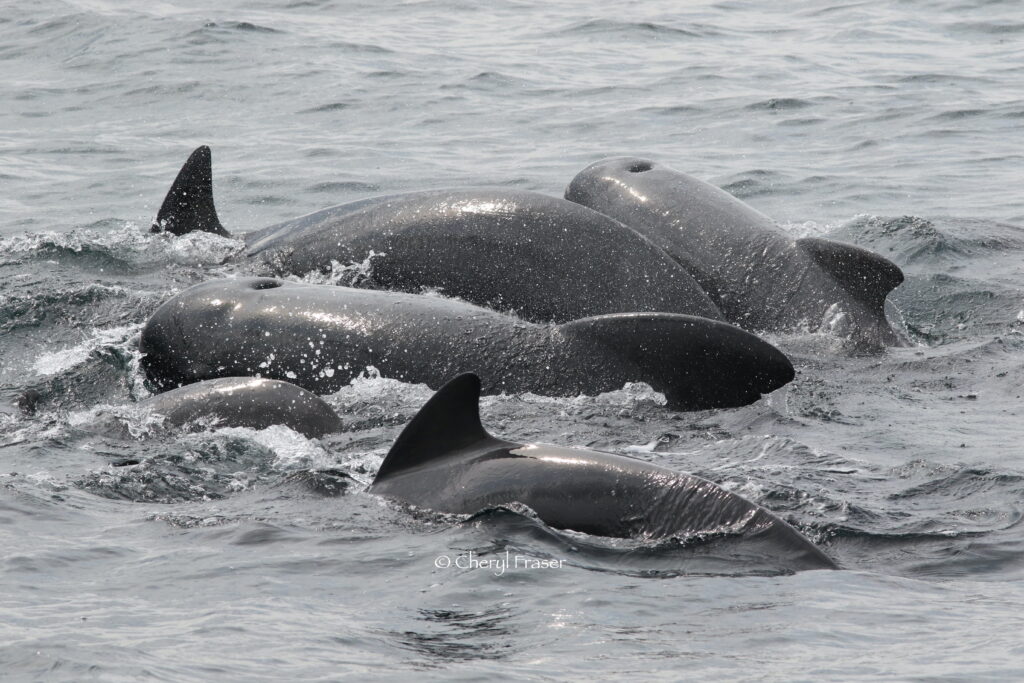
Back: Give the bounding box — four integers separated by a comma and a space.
152, 146, 229, 237
565, 157, 905, 347
370, 374, 837, 570
373, 373, 504, 482
142, 377, 343, 438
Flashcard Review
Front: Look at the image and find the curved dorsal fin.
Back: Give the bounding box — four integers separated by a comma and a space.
151, 146, 230, 237
373, 373, 495, 482
797, 237, 903, 310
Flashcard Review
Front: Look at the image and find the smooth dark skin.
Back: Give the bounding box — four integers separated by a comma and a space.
370, 374, 837, 572
153, 146, 723, 323
566, 157, 905, 350
139, 377, 343, 438
139, 277, 795, 410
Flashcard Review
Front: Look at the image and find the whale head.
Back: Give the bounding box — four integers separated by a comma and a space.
140, 278, 285, 390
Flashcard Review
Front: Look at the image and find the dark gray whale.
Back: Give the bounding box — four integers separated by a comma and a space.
138, 377, 342, 438
370, 373, 837, 572
139, 277, 794, 410
565, 157, 905, 349
151, 146, 722, 323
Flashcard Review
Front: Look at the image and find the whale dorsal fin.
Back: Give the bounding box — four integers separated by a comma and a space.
797, 237, 903, 310
151, 146, 230, 237
373, 373, 496, 482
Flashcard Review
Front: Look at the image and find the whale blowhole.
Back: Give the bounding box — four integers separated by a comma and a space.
250, 279, 283, 290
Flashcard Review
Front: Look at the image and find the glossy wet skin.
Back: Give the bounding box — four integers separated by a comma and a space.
139, 278, 795, 410
240, 188, 722, 323
140, 377, 342, 438
372, 442, 836, 570
370, 374, 836, 572
566, 157, 903, 349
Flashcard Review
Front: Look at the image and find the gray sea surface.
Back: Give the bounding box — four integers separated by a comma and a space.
2, 0, 1024, 679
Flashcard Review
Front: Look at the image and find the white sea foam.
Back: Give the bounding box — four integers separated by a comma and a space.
0, 221, 245, 267
32, 324, 141, 376
293, 250, 386, 286
216, 424, 333, 472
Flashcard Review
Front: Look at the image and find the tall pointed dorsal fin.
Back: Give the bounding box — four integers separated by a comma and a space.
373, 373, 495, 482
151, 146, 230, 237
797, 237, 903, 310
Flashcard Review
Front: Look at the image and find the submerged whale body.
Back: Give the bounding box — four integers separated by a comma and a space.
151, 146, 722, 323
370, 373, 837, 572
565, 157, 905, 349
138, 377, 342, 438
139, 277, 794, 410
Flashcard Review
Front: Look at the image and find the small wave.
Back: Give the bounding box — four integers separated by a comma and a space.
325, 371, 671, 437
298, 102, 351, 114
67, 402, 163, 439
324, 367, 436, 430
286, 251, 385, 287
455, 507, 813, 577
199, 21, 283, 34
890, 273, 1022, 343
123, 81, 202, 98
500, 382, 668, 412
949, 21, 1024, 35
637, 104, 705, 116
897, 72, 996, 85
745, 97, 814, 111
217, 424, 333, 472
719, 168, 789, 198
324, 40, 394, 55
26, 15, 93, 38
778, 456, 1024, 575
776, 116, 826, 127
0, 221, 245, 269
74, 429, 297, 503
387, 602, 518, 663
927, 108, 989, 121
32, 324, 140, 377
441, 71, 535, 92
0, 282, 160, 335
558, 19, 708, 39
146, 512, 235, 529
887, 461, 1024, 502
0, 220, 146, 265
307, 180, 380, 194
365, 70, 409, 80
833, 214, 1024, 266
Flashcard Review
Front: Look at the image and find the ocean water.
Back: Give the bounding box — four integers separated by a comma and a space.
2, 0, 1024, 679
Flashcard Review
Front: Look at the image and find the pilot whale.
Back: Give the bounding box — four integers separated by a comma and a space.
138, 377, 342, 438
139, 277, 794, 410
370, 373, 837, 572
150, 146, 722, 323
565, 157, 905, 349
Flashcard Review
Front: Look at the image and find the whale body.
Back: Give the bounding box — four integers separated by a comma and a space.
138, 377, 342, 438
139, 277, 795, 410
565, 157, 905, 349
152, 146, 722, 323
370, 373, 837, 572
